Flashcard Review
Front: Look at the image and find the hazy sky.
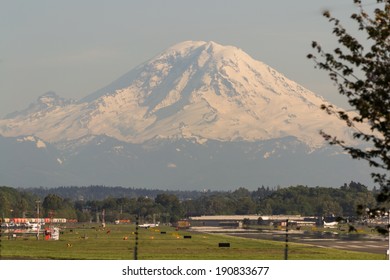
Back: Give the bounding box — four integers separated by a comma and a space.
0, 0, 378, 117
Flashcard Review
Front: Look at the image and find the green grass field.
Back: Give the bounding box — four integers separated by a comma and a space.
0, 224, 385, 260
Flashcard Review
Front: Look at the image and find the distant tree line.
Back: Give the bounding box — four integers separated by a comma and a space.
0, 186, 39, 218
1, 182, 387, 224
257, 183, 378, 217
26, 185, 205, 201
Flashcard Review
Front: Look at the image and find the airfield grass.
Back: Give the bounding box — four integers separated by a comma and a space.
0, 224, 385, 260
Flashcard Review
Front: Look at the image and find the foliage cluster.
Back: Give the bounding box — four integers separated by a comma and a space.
257, 183, 377, 216
308, 0, 390, 208
0, 182, 382, 223
0, 186, 39, 218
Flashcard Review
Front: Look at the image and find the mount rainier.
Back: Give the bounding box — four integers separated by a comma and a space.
0, 41, 371, 189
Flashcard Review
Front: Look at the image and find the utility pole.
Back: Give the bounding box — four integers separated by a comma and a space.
388, 210, 390, 260
134, 214, 139, 260
36, 200, 40, 240
102, 209, 106, 228
0, 212, 3, 256
284, 219, 289, 260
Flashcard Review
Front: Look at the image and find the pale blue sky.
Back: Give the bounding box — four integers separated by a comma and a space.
0, 0, 378, 117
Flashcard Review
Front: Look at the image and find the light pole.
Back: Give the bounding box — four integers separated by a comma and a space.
134, 214, 139, 260
387, 210, 390, 260
36, 201, 40, 240
284, 219, 289, 260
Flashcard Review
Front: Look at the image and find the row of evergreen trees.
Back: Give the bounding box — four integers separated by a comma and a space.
1, 182, 387, 223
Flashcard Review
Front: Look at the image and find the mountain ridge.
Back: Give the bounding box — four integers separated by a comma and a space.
0, 134, 372, 189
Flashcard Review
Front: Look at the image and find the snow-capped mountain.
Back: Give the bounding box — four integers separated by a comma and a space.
0, 41, 371, 188
0, 41, 353, 148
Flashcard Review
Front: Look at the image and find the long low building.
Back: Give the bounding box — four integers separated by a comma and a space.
189, 215, 305, 227
0, 217, 67, 225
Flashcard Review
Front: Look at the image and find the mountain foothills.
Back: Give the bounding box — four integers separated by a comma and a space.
0, 41, 372, 189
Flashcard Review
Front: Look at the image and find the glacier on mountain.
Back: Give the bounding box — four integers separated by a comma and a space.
0, 41, 372, 188
0, 41, 356, 149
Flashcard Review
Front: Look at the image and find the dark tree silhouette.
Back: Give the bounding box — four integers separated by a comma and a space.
308, 0, 390, 213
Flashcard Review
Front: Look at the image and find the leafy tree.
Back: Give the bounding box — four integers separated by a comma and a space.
234, 196, 257, 215
0, 187, 16, 217
155, 193, 179, 209
0, 186, 39, 218
256, 185, 376, 217
155, 193, 183, 223
232, 187, 251, 198
42, 194, 64, 212
42, 194, 77, 218
308, 1, 390, 209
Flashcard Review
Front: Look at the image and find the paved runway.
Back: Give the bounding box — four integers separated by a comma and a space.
297, 238, 388, 255
224, 231, 389, 255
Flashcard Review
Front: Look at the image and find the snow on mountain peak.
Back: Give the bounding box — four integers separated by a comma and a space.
163, 40, 207, 55
0, 41, 357, 149
16, 135, 47, 149
38, 91, 62, 106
